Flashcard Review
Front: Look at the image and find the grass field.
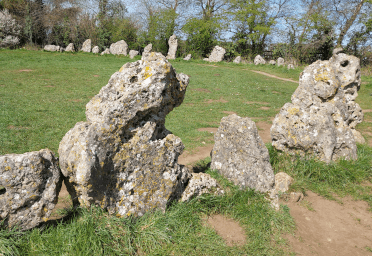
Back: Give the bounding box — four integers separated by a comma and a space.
0, 49, 371, 255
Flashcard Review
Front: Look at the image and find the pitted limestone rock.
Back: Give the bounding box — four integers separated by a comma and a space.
277, 57, 285, 67
44, 45, 60, 52
204, 46, 226, 62
233, 56, 241, 64
59, 52, 191, 217
129, 50, 139, 59
181, 173, 224, 202
271, 50, 362, 163
101, 48, 110, 55
210, 114, 275, 193
81, 39, 91, 52
166, 35, 178, 60
254, 55, 266, 65
274, 172, 293, 193
65, 43, 75, 52
92, 46, 99, 54
269, 60, 276, 65
143, 44, 152, 54
0, 149, 62, 230
110, 40, 128, 55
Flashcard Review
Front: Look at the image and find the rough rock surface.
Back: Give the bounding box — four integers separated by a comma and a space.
271, 50, 363, 163
254, 55, 266, 65
204, 46, 226, 62
166, 35, 178, 60
101, 48, 110, 55
81, 39, 91, 52
143, 44, 152, 54
65, 43, 75, 52
92, 46, 99, 54
183, 54, 192, 61
277, 57, 285, 67
44, 45, 60, 52
211, 114, 275, 192
233, 56, 241, 64
0, 149, 62, 230
59, 52, 191, 217
181, 173, 224, 202
269, 60, 276, 65
287, 64, 294, 69
129, 50, 139, 59
110, 40, 128, 55
274, 172, 293, 193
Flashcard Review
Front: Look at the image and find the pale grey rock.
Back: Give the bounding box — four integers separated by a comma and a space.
81, 39, 91, 52
352, 130, 365, 144
129, 50, 139, 59
183, 54, 192, 61
59, 52, 191, 217
271, 50, 363, 163
290, 192, 304, 202
110, 40, 128, 55
65, 43, 75, 52
92, 46, 99, 54
0, 9, 20, 48
233, 56, 241, 64
287, 64, 294, 69
143, 44, 152, 54
204, 46, 226, 62
274, 172, 293, 194
181, 173, 224, 202
269, 60, 276, 65
101, 48, 110, 55
254, 55, 266, 65
166, 35, 178, 60
0, 149, 62, 230
211, 114, 275, 193
277, 57, 285, 67
44, 45, 60, 52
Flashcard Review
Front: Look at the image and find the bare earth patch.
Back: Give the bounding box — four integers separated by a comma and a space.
284, 191, 372, 256
222, 111, 236, 115
246, 101, 270, 105
272, 91, 280, 94
178, 145, 214, 165
255, 121, 272, 144
260, 106, 271, 110
18, 69, 34, 72
214, 74, 220, 76
207, 214, 246, 246
7, 125, 29, 130
205, 98, 229, 104
198, 127, 218, 133
50, 182, 73, 220
191, 88, 212, 93
249, 70, 298, 83
69, 99, 83, 102
363, 109, 372, 113
93, 75, 100, 77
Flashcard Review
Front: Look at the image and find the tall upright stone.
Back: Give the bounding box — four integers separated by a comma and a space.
143, 44, 152, 54
65, 43, 75, 52
166, 35, 178, 60
277, 57, 285, 67
204, 46, 226, 62
271, 49, 363, 163
129, 50, 139, 59
81, 39, 91, 52
110, 40, 128, 55
92, 46, 99, 54
59, 52, 191, 217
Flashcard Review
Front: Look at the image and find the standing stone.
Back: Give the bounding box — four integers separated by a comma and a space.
59, 52, 191, 217
183, 54, 192, 61
44, 45, 60, 52
166, 35, 178, 60
92, 46, 99, 54
181, 173, 224, 202
101, 48, 110, 55
65, 43, 75, 52
271, 50, 363, 163
110, 40, 128, 55
211, 114, 275, 193
129, 50, 139, 59
143, 44, 152, 54
233, 56, 241, 64
287, 64, 294, 69
277, 57, 285, 67
0, 149, 62, 230
81, 39, 91, 52
254, 55, 266, 65
269, 60, 276, 65
204, 46, 226, 62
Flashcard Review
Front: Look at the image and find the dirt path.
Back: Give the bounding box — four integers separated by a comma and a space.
248, 70, 298, 83
284, 191, 372, 256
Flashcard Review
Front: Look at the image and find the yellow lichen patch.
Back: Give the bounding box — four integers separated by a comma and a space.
288, 107, 300, 115
119, 66, 125, 72
143, 66, 152, 80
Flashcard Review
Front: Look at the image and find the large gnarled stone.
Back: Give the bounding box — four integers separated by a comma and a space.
254, 55, 266, 65
0, 149, 62, 230
271, 50, 363, 163
81, 39, 91, 52
110, 40, 128, 55
204, 46, 226, 62
211, 114, 275, 193
59, 52, 191, 217
166, 35, 177, 60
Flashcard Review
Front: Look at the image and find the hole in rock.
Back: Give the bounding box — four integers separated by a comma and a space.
341, 60, 349, 67
130, 76, 138, 83
0, 186, 6, 196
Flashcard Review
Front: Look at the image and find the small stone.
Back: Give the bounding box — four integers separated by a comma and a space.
143, 44, 152, 54
65, 43, 75, 52
166, 35, 178, 60
274, 172, 293, 193
290, 192, 304, 202
269, 60, 276, 65
254, 55, 266, 65
181, 173, 224, 202
100, 48, 110, 55
233, 56, 241, 64
44, 45, 60, 52
183, 54, 192, 61
110, 40, 128, 55
81, 39, 91, 52
204, 46, 226, 62
92, 46, 99, 54
287, 64, 294, 69
129, 50, 139, 59
277, 57, 285, 67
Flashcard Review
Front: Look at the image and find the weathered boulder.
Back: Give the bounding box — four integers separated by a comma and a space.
44, 45, 60, 52
287, 64, 294, 69
101, 48, 110, 55
81, 39, 91, 52
181, 173, 224, 202
254, 55, 266, 65
271, 50, 363, 163
59, 52, 191, 217
277, 57, 285, 67
110, 40, 128, 55
0, 149, 62, 230
143, 44, 152, 54
65, 43, 75, 52
269, 60, 276, 65
166, 35, 178, 60
129, 50, 139, 59
183, 54, 192, 61
92, 46, 99, 54
204, 46, 226, 62
274, 172, 293, 193
211, 114, 275, 193
233, 56, 241, 64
